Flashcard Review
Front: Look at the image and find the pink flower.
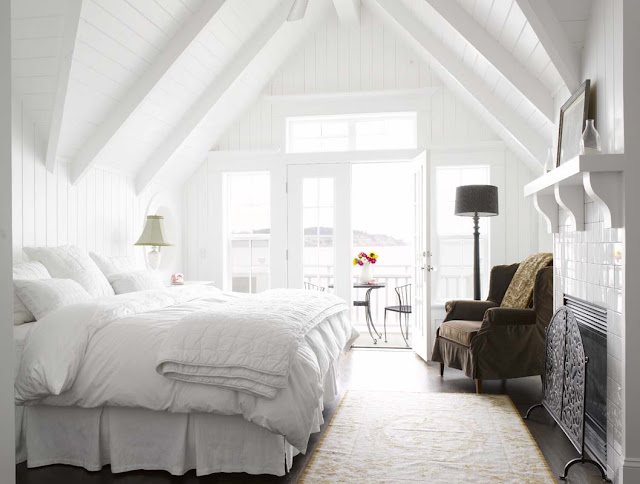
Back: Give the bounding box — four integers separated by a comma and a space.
358, 260, 364, 266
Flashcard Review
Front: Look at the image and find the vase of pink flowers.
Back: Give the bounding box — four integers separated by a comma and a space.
353, 252, 378, 284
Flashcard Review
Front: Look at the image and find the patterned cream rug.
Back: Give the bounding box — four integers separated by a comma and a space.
302, 391, 555, 483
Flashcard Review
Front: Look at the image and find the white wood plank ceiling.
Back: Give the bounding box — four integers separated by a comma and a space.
11, 0, 591, 190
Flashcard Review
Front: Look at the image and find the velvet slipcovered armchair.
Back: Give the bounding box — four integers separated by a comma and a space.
432, 262, 553, 393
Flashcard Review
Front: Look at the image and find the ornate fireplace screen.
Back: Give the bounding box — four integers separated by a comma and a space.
525, 307, 608, 481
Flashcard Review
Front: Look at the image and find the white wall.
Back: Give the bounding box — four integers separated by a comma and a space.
184, 8, 542, 280
11, 97, 183, 278
549, 0, 626, 480
1, 0, 16, 481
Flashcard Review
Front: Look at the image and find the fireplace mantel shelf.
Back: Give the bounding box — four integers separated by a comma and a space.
523, 154, 626, 233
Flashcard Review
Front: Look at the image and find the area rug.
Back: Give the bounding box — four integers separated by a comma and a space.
301, 391, 555, 483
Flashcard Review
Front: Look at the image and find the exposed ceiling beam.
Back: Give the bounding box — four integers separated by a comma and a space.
45, 0, 82, 174
135, 0, 293, 194
514, 0, 581, 93
366, 0, 547, 168
424, 0, 554, 123
332, 0, 360, 25
69, 0, 226, 184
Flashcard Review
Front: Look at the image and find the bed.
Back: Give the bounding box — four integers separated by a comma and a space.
14, 284, 356, 476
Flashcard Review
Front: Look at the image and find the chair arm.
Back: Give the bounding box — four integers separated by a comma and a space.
482, 307, 537, 328
444, 300, 497, 322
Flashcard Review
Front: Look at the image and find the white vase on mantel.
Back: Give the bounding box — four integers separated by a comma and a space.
359, 263, 373, 284
580, 119, 602, 155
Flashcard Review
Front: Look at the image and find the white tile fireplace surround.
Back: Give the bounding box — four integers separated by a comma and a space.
554, 199, 624, 479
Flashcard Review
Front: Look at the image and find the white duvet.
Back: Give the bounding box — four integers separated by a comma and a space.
157, 289, 348, 398
15, 286, 356, 452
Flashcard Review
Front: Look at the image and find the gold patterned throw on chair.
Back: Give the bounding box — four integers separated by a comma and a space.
500, 253, 553, 309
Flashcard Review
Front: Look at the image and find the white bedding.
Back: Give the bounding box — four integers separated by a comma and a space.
157, 289, 348, 398
15, 285, 356, 453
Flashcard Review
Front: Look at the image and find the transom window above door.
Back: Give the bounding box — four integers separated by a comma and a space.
286, 112, 417, 153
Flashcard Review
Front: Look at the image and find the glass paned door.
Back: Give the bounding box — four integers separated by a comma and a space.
287, 164, 351, 303
411, 152, 431, 361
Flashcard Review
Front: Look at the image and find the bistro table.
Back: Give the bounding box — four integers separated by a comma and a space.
329, 282, 386, 344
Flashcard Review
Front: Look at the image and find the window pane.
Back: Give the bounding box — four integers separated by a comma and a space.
287, 113, 417, 153
225, 172, 271, 293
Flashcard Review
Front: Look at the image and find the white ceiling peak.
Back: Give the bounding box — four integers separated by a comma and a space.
423, 0, 554, 123
514, 0, 581, 93
332, 0, 360, 25
135, 0, 295, 194
69, 0, 227, 184
45, 0, 82, 174
366, 0, 546, 168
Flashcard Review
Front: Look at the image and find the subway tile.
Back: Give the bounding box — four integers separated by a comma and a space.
607, 376, 623, 409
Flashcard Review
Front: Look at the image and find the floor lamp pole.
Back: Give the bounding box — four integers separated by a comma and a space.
473, 213, 481, 300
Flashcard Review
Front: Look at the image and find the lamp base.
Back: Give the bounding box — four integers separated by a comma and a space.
147, 247, 162, 270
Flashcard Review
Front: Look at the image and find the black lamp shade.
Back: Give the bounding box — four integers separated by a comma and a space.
455, 185, 499, 217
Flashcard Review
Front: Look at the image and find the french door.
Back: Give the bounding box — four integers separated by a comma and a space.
287, 163, 352, 304
411, 152, 431, 361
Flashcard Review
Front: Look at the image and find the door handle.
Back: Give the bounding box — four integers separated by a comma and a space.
426, 265, 437, 272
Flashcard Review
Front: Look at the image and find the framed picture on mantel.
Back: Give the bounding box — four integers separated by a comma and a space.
557, 79, 591, 167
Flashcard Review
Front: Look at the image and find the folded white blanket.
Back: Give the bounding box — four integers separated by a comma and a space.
156, 289, 348, 398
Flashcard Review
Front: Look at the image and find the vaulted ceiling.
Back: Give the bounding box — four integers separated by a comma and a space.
11, 0, 590, 192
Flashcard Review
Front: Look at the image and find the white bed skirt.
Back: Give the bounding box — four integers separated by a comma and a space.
16, 361, 339, 476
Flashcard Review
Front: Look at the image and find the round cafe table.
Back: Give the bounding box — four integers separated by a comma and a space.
329, 283, 386, 344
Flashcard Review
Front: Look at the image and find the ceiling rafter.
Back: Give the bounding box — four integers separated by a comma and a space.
45, 0, 82, 174
424, 0, 554, 123
365, 0, 547, 169
332, 0, 360, 26
514, 0, 581, 93
134, 0, 296, 194
69, 0, 227, 184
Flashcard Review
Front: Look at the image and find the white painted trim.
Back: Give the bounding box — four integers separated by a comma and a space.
332, 0, 360, 25
267, 87, 438, 114
135, 0, 294, 194
514, 0, 581, 92
424, 0, 554, 122
71, 0, 227, 184
366, 0, 547, 169
45, 0, 82, 174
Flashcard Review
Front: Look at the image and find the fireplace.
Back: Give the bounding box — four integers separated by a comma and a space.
565, 295, 608, 466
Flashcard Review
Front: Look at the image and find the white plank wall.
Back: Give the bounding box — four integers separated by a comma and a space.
214, 8, 499, 151
183, 9, 544, 279
11, 98, 152, 264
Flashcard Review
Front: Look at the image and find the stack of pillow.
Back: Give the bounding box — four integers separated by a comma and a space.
89, 252, 163, 295
13, 246, 164, 325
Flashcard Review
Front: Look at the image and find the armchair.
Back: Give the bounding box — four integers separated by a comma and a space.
432, 260, 553, 393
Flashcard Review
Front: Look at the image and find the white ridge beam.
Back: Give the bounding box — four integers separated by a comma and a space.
332, 0, 360, 25
515, 0, 581, 93
45, 0, 82, 174
366, 0, 547, 168
70, 0, 226, 184
424, 0, 554, 122
135, 0, 293, 194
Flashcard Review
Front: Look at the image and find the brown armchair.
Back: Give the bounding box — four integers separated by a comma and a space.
432, 262, 553, 393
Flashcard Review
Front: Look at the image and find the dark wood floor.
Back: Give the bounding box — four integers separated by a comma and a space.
16, 348, 604, 483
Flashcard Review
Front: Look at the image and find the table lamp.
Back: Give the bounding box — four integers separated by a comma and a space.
135, 215, 172, 270
454, 185, 499, 300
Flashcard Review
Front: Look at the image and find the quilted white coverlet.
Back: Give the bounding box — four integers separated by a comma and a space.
156, 289, 348, 398
14, 286, 356, 452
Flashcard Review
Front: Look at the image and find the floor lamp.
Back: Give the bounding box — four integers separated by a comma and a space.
454, 185, 499, 300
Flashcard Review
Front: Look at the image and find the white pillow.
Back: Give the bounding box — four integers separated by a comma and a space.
14, 279, 93, 320
107, 271, 164, 294
89, 252, 141, 276
24, 246, 114, 298
13, 262, 51, 325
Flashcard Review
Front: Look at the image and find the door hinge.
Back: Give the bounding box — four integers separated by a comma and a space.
286, 249, 288, 260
